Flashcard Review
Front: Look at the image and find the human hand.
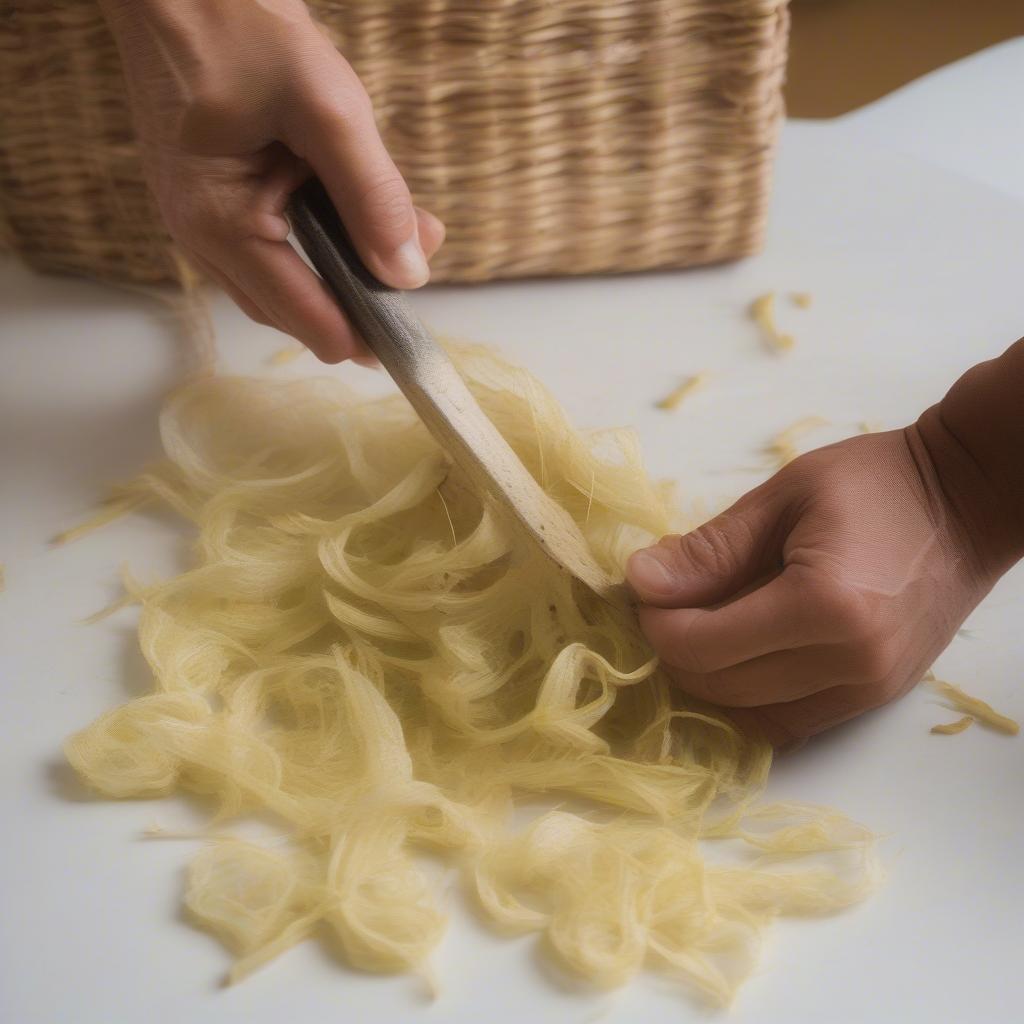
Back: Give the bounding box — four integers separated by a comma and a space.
100, 0, 444, 362
625, 427, 1008, 748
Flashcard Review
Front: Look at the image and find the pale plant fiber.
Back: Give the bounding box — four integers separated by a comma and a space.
931, 680, 1019, 736
930, 715, 974, 736
654, 372, 710, 412
750, 292, 795, 353
65, 346, 876, 1004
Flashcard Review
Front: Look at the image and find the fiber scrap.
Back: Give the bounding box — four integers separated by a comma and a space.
750, 293, 794, 352
655, 372, 710, 412
930, 716, 974, 736
931, 679, 1019, 736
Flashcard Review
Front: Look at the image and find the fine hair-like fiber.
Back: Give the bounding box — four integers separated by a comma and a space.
64, 345, 876, 1003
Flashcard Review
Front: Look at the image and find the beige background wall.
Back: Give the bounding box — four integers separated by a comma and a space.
786, 0, 1024, 117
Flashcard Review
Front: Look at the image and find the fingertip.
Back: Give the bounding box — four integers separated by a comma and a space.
300, 318, 363, 364
357, 237, 429, 292
307, 343, 347, 365
389, 238, 431, 289
415, 207, 446, 260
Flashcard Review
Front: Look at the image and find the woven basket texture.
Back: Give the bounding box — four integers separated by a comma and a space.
0, 1, 789, 286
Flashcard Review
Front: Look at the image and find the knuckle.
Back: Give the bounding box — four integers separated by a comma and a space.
303, 105, 360, 149
849, 637, 897, 686
679, 518, 749, 580
280, 67, 369, 152
818, 585, 876, 643
306, 64, 373, 116
850, 675, 905, 715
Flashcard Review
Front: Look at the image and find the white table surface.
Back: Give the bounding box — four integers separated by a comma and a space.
2, 42, 1023, 1024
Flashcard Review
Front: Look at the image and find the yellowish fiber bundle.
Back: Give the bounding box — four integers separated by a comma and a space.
65, 345, 876, 1004
930, 714, 974, 736
750, 292, 795, 353
654, 372, 710, 412
931, 679, 1019, 736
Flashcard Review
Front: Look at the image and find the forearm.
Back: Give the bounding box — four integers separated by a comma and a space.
96, 0, 436, 358
97, 0, 187, 38
98, 0, 258, 25
96, 0, 206, 117
916, 337, 1024, 576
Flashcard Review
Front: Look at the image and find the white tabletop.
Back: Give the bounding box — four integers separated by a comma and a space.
834, 37, 1024, 204
2, 42, 1023, 1024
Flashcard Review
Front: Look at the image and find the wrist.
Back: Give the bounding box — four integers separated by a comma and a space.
914, 341, 1024, 578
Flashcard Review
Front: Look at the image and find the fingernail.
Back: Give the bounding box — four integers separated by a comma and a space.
393, 238, 430, 289
627, 549, 678, 595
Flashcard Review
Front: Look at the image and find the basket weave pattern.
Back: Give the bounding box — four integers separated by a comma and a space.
0, 1, 789, 286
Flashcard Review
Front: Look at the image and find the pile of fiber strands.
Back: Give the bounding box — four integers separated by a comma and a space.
65, 344, 876, 1004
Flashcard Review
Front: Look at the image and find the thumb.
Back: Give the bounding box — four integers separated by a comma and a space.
626, 492, 785, 608
286, 66, 432, 290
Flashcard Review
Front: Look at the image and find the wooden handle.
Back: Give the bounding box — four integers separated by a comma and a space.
287, 177, 436, 371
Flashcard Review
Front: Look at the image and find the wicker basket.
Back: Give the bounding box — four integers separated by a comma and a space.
0, 1, 789, 286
